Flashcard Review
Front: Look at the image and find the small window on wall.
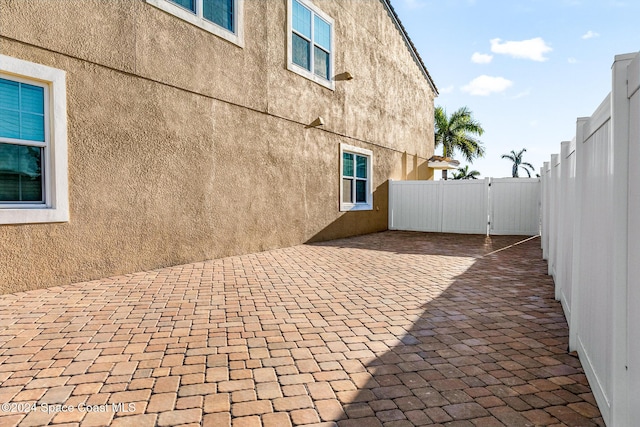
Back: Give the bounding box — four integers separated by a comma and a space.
288, 0, 335, 90
340, 144, 373, 211
146, 0, 244, 47
0, 55, 69, 225
0, 79, 45, 204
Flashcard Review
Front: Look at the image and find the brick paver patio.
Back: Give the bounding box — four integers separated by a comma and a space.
0, 231, 603, 426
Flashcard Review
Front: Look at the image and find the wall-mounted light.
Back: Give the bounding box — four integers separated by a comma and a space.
334, 71, 354, 81
306, 117, 324, 128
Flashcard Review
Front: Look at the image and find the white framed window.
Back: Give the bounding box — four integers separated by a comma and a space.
340, 144, 373, 212
0, 55, 68, 225
287, 0, 335, 90
146, 0, 244, 47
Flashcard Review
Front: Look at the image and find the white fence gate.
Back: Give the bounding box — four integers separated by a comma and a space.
541, 51, 640, 426
388, 177, 540, 236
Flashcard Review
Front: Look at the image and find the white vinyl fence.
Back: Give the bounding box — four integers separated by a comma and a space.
541, 51, 640, 427
389, 177, 540, 236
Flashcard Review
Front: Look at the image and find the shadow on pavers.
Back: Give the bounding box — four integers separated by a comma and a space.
314, 233, 604, 427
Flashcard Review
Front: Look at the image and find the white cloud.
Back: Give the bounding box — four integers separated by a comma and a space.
568, 57, 578, 64
512, 89, 531, 99
439, 85, 455, 94
490, 37, 552, 62
471, 52, 493, 64
581, 30, 600, 39
461, 75, 513, 96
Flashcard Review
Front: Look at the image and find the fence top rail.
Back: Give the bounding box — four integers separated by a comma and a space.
629, 52, 640, 98
491, 177, 540, 184
390, 179, 488, 185
391, 178, 539, 185
561, 138, 576, 158
581, 92, 611, 141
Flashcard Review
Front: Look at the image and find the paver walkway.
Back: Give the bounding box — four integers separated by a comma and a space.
0, 231, 603, 427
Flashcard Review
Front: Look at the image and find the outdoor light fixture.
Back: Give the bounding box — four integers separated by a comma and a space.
334, 71, 354, 81
307, 117, 324, 128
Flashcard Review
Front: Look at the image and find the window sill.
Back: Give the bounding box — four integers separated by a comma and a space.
0, 206, 69, 225
340, 203, 373, 212
146, 0, 244, 48
287, 63, 335, 91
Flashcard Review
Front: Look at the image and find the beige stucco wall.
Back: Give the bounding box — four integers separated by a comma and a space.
0, 0, 436, 293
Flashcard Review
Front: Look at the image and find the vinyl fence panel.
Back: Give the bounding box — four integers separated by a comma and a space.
548, 155, 560, 277
388, 181, 441, 232
625, 53, 640, 427
440, 179, 488, 234
556, 140, 575, 322
573, 103, 614, 422
541, 162, 550, 260
489, 178, 540, 236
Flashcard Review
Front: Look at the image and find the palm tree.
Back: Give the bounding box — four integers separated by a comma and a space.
434, 106, 485, 180
501, 148, 535, 177
452, 165, 481, 180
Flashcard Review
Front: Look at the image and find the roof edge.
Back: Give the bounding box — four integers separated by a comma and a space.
380, 0, 438, 95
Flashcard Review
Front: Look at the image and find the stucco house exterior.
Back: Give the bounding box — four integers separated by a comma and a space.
0, 0, 438, 293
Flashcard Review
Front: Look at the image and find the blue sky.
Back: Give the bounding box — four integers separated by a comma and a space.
392, 0, 640, 178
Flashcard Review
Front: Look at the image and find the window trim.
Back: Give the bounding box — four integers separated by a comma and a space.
340, 144, 373, 212
146, 0, 244, 48
287, 0, 335, 90
0, 55, 69, 225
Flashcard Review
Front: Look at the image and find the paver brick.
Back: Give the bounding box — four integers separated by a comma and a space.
146, 393, 177, 413
217, 379, 254, 393
253, 368, 277, 383
443, 402, 490, 420
153, 375, 180, 393
38, 385, 75, 404
109, 389, 151, 404
202, 412, 231, 427
232, 400, 273, 417
291, 408, 321, 425
18, 410, 55, 427
71, 382, 104, 396
232, 415, 261, 427
282, 384, 307, 397
178, 383, 217, 396
262, 412, 292, 427
257, 382, 283, 400
307, 382, 336, 400
316, 399, 347, 421
157, 408, 202, 426
81, 409, 115, 427
273, 395, 314, 412
66, 372, 108, 385
204, 392, 230, 413
175, 395, 203, 410
111, 413, 158, 427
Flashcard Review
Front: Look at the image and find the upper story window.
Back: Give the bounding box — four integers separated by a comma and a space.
340, 144, 373, 211
0, 55, 69, 225
146, 0, 244, 47
288, 0, 335, 90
